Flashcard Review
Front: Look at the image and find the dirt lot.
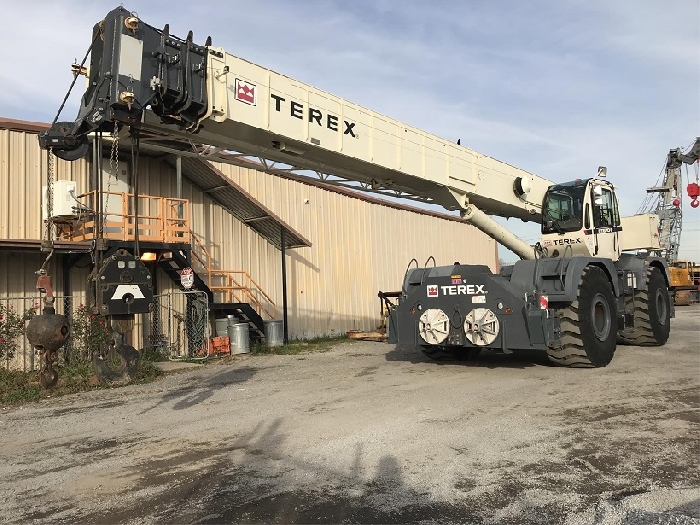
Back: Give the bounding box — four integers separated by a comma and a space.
1, 305, 698, 524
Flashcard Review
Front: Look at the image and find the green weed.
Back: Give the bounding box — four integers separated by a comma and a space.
0, 355, 163, 407
250, 335, 351, 356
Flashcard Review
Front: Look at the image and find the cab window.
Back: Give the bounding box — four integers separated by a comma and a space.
593, 188, 620, 228
542, 184, 586, 234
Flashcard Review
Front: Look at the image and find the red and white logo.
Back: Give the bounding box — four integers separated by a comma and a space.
180, 267, 195, 290
427, 285, 438, 297
235, 78, 256, 105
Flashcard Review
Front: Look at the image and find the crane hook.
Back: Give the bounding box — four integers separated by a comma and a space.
687, 182, 700, 208
26, 270, 70, 388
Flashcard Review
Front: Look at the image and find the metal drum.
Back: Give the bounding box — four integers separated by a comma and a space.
214, 318, 229, 337
227, 320, 240, 353
263, 320, 284, 347
231, 323, 250, 354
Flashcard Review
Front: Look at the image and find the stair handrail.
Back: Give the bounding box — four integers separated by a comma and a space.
188, 230, 276, 319
189, 232, 213, 292
207, 270, 276, 319
165, 199, 190, 241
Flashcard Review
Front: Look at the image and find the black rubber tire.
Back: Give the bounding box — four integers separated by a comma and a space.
674, 290, 690, 307
547, 266, 617, 368
618, 267, 671, 346
420, 346, 481, 361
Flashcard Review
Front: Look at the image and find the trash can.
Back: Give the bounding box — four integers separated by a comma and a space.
231, 323, 250, 354
215, 318, 229, 337
227, 321, 240, 353
263, 320, 284, 347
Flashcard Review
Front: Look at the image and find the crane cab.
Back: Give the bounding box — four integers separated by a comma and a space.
540, 177, 622, 261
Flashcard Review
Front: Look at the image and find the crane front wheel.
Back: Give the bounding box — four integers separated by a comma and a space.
547, 266, 617, 368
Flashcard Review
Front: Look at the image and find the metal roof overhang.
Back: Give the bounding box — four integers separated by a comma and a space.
164, 156, 311, 250
0, 117, 310, 252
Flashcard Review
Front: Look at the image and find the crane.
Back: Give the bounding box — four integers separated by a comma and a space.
641, 138, 700, 264
34, 6, 674, 377
640, 138, 700, 306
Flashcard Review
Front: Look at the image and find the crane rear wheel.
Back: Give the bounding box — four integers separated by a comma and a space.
618, 267, 670, 346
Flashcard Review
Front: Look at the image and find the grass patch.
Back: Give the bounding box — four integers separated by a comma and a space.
250, 335, 351, 356
0, 357, 163, 407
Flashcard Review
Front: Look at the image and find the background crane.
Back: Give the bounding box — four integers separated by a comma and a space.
638, 138, 700, 264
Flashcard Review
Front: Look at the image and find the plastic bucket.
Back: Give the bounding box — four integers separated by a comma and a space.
214, 318, 229, 338
231, 323, 250, 354
263, 320, 284, 347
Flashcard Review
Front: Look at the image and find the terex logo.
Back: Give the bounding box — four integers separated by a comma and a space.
427, 285, 438, 297
441, 284, 486, 295
270, 94, 357, 137
235, 79, 256, 105
553, 238, 582, 246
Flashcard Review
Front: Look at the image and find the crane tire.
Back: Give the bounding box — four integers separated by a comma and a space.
674, 290, 690, 307
547, 266, 616, 368
618, 267, 670, 346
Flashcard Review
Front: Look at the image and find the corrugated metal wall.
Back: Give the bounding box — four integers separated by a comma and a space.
0, 128, 89, 240
1, 126, 497, 368
209, 162, 496, 337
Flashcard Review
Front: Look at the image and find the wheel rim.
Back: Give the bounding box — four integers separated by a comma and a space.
655, 288, 667, 326
591, 293, 611, 341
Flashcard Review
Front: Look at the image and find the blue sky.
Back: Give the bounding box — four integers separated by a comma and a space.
1, 0, 698, 262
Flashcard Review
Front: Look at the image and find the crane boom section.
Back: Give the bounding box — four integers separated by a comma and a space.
202, 50, 552, 220
41, 7, 551, 222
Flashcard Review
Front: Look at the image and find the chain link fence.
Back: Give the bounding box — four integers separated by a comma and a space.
145, 291, 210, 360
1, 291, 210, 371
0, 296, 42, 372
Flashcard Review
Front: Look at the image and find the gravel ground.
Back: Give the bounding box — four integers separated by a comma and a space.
1, 305, 698, 524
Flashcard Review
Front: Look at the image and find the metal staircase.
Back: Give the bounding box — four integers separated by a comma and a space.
57, 188, 277, 341
158, 232, 276, 341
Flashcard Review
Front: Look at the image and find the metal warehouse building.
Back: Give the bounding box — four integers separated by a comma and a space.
0, 117, 497, 370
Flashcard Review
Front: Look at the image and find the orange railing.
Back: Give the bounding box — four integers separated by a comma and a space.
52, 191, 274, 318
55, 191, 189, 244
190, 232, 276, 319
